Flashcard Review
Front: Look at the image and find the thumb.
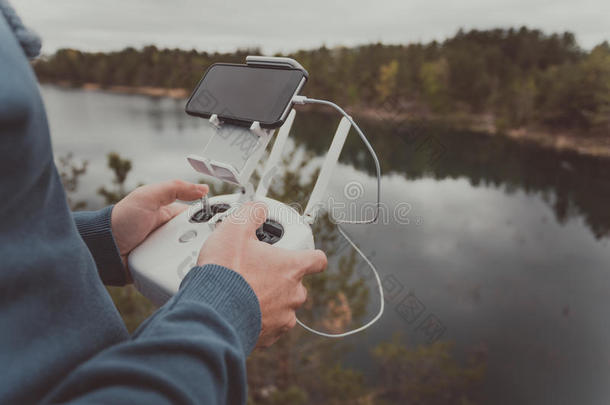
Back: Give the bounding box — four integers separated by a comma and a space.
269, 247, 327, 278
294, 249, 328, 277
222, 201, 267, 238
145, 180, 209, 207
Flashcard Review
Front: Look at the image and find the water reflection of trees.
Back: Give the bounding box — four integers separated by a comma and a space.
293, 111, 610, 239
243, 152, 487, 404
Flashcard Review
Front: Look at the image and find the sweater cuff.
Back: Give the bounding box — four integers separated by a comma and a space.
178, 264, 261, 355
73, 205, 127, 286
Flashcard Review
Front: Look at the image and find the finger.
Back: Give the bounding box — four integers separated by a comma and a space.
293, 249, 328, 277
278, 312, 297, 334
146, 180, 209, 207
259, 246, 327, 278
221, 201, 267, 237
294, 282, 308, 307
287, 313, 297, 330
160, 202, 189, 222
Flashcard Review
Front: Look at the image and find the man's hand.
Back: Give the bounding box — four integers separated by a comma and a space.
197, 202, 327, 347
112, 180, 209, 274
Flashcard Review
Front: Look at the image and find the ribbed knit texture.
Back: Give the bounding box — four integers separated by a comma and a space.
178, 265, 262, 355
1, 9, 259, 403
0, 0, 41, 58
73, 206, 127, 286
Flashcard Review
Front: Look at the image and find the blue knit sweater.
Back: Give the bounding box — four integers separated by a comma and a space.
0, 7, 261, 405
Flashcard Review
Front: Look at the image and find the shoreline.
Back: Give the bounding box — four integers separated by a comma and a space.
55, 81, 190, 99
45, 82, 610, 159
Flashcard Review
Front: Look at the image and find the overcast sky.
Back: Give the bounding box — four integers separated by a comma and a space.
13, 0, 610, 54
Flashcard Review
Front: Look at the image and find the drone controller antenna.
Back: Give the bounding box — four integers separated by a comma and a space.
303, 116, 351, 224
294, 95, 382, 225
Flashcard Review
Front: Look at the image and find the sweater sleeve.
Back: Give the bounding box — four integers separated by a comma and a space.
72, 205, 128, 286
42, 264, 262, 405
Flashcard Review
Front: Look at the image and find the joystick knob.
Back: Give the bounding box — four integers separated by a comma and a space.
256, 220, 284, 245
190, 203, 231, 223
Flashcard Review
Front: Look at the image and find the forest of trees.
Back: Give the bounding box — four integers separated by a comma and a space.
33, 27, 609, 135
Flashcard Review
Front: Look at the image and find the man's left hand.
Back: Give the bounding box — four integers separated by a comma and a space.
111, 180, 209, 275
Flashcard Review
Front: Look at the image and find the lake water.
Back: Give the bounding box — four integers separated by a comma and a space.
42, 85, 610, 404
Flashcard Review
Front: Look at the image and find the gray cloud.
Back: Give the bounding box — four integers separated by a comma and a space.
13, 0, 610, 54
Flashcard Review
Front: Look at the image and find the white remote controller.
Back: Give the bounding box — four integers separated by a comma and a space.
128, 193, 314, 306
127, 56, 383, 337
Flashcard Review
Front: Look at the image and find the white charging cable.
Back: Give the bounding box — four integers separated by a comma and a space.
296, 225, 385, 337
292, 95, 385, 337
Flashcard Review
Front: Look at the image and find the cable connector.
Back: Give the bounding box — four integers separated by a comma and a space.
291, 95, 308, 105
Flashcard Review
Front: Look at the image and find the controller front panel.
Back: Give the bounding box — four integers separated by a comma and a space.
128, 194, 315, 305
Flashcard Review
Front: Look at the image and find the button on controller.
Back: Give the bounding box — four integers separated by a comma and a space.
178, 230, 198, 243
256, 220, 284, 245
190, 203, 231, 223
190, 203, 283, 245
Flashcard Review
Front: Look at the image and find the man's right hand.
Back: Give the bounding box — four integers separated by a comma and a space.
197, 202, 327, 347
